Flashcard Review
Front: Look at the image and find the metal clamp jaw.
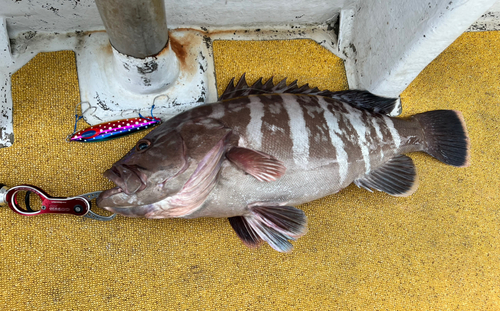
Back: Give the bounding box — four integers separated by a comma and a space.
0, 184, 9, 206
0, 184, 115, 221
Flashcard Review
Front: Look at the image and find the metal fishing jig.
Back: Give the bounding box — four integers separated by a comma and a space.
0, 184, 115, 221
68, 116, 162, 142
67, 102, 162, 142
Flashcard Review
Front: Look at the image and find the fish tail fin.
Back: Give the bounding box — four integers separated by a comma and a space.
414, 110, 470, 167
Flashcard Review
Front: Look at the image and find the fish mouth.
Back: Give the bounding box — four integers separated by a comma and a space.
103, 164, 148, 196
98, 186, 123, 201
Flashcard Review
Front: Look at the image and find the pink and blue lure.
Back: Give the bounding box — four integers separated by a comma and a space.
69, 106, 161, 142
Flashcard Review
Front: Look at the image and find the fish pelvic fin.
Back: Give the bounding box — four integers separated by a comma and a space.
228, 205, 307, 253
413, 110, 470, 167
226, 147, 286, 182
354, 155, 419, 197
219, 74, 401, 116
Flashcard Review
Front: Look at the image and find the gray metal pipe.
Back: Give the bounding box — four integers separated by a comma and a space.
95, 0, 168, 58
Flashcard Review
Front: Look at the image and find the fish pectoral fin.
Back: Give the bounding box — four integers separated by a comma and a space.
354, 155, 418, 197
226, 147, 286, 182
228, 205, 307, 252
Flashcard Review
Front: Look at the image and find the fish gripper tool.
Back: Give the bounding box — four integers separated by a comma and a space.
0, 184, 116, 221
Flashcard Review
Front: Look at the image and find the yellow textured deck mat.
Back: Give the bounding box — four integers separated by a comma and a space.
0, 32, 498, 309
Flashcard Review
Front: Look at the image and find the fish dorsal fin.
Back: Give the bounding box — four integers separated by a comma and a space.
219, 74, 402, 116
327, 90, 402, 116
228, 205, 307, 252
354, 155, 418, 197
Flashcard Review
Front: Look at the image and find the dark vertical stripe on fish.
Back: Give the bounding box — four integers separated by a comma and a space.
260, 95, 294, 161
316, 97, 352, 184
219, 96, 253, 145
295, 95, 337, 162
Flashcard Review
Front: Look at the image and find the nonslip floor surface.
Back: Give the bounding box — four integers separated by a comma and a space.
0, 32, 498, 310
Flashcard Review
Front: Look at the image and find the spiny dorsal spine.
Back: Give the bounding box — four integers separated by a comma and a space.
219, 74, 401, 116
219, 74, 322, 101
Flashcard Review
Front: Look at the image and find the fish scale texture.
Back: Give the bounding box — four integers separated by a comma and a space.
0, 34, 498, 309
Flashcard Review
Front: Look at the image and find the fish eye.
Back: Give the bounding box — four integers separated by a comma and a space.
136, 139, 152, 152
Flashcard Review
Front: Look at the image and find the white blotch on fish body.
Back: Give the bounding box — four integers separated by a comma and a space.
228, 103, 245, 113
283, 96, 310, 168
383, 116, 401, 149
371, 118, 384, 141
265, 123, 285, 134
268, 102, 282, 115
344, 105, 371, 174
238, 136, 247, 148
304, 104, 322, 119
315, 124, 328, 142
314, 132, 321, 143
246, 97, 265, 150
210, 103, 226, 119
370, 118, 384, 161
317, 98, 349, 184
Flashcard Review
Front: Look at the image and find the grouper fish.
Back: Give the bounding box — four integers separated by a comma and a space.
97, 75, 470, 252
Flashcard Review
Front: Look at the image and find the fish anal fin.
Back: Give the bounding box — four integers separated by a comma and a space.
226, 147, 286, 182
228, 216, 262, 248
354, 155, 418, 197
228, 205, 307, 252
